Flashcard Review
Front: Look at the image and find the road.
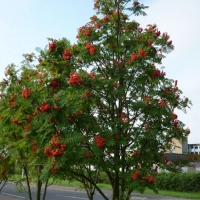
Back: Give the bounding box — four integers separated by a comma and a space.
0, 183, 195, 200
0, 183, 108, 200
1, 183, 108, 200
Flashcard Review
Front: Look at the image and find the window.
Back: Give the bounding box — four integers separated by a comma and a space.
196, 167, 200, 172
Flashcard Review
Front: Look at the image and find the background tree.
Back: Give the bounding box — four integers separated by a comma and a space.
0, 39, 83, 200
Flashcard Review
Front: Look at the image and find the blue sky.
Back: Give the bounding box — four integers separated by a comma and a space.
0, 0, 200, 144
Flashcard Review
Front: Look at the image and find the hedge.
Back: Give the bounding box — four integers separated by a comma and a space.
156, 172, 200, 192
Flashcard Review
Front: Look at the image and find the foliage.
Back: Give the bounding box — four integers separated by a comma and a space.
0, 153, 15, 191
98, 171, 110, 184
187, 154, 200, 162
156, 172, 200, 192
0, 38, 83, 200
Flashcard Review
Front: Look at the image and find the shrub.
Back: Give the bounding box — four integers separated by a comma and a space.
98, 171, 110, 184
156, 172, 200, 192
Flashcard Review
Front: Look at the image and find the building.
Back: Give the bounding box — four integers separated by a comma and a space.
169, 138, 188, 154
165, 138, 200, 172
188, 144, 200, 155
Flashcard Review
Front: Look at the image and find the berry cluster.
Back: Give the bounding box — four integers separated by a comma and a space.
131, 48, 147, 61
62, 49, 73, 60
78, 25, 93, 37
131, 170, 155, 184
67, 110, 82, 123
85, 92, 91, 98
44, 132, 67, 157
113, 82, 118, 88
172, 113, 178, 120
49, 80, 59, 90
131, 170, 140, 180
52, 106, 61, 111
103, 15, 109, 23
8, 95, 17, 108
31, 140, 38, 154
88, 72, 96, 79
24, 123, 31, 132
84, 42, 97, 55
39, 102, 50, 112
48, 40, 57, 52
51, 161, 59, 174
118, 112, 130, 123
143, 174, 155, 184
84, 151, 93, 158
94, 135, 106, 148
21, 88, 32, 98
12, 118, 22, 125
159, 99, 167, 107
68, 72, 83, 86
152, 69, 165, 78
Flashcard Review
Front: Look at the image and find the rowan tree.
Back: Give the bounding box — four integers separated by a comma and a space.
0, 39, 83, 200
56, 0, 191, 199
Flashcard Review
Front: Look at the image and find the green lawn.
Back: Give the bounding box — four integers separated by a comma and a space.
54, 180, 200, 199
143, 188, 200, 199
9, 176, 200, 199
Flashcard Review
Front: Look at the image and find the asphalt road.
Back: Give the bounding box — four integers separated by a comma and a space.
1, 183, 107, 200
0, 183, 195, 200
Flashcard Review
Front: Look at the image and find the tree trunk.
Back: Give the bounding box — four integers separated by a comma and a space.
112, 171, 120, 200
70, 170, 109, 200
85, 188, 94, 200
125, 189, 133, 200
36, 165, 42, 200
36, 179, 42, 200
0, 177, 8, 191
121, 147, 126, 200
42, 178, 49, 200
23, 165, 32, 200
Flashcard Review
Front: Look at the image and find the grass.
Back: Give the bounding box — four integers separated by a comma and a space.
52, 179, 112, 190
53, 180, 200, 199
143, 188, 200, 199
8, 176, 200, 199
